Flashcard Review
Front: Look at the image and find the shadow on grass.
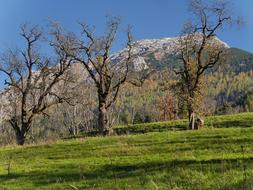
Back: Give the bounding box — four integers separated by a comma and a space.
89, 119, 253, 137
220, 178, 253, 190
1, 157, 253, 187
208, 120, 253, 128
68, 118, 253, 138
114, 124, 188, 135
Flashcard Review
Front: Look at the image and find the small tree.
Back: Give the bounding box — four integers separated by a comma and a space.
0, 25, 73, 145
158, 92, 177, 121
174, 0, 237, 129
51, 18, 148, 135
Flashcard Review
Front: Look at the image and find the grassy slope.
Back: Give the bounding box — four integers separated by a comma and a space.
1, 113, 253, 189
114, 112, 253, 134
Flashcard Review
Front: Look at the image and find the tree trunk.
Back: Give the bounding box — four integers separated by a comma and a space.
98, 99, 111, 135
131, 107, 135, 124
74, 125, 78, 136
15, 129, 26, 146
68, 126, 75, 136
188, 110, 195, 130
10, 121, 27, 145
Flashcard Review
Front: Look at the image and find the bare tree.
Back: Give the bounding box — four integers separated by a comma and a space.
0, 25, 73, 145
51, 18, 147, 135
57, 83, 97, 136
174, 0, 237, 129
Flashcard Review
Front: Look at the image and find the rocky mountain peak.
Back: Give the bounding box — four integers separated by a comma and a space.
111, 34, 229, 70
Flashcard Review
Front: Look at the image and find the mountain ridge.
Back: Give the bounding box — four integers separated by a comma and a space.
111, 34, 231, 71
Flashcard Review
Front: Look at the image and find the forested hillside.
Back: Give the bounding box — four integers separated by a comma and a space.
84, 45, 253, 124
1, 39, 253, 145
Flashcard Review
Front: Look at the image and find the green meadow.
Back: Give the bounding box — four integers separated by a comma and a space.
1, 112, 253, 190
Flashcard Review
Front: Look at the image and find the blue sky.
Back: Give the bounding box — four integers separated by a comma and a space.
1, 0, 253, 89
0, 0, 253, 54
